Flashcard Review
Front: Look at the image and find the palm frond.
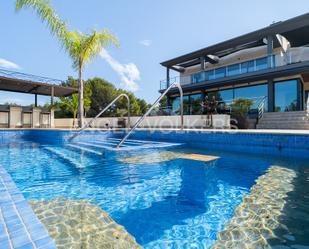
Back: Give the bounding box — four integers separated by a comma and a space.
15, 0, 67, 39
78, 30, 119, 70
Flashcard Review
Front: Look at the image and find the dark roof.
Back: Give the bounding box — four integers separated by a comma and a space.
161, 12, 309, 68
0, 69, 78, 97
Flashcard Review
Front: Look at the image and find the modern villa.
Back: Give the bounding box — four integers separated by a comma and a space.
1, 1, 309, 248
160, 13, 309, 129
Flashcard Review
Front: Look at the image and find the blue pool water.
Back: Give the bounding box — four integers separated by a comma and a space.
0, 138, 272, 248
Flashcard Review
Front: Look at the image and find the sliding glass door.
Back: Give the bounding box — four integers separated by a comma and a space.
274, 79, 301, 112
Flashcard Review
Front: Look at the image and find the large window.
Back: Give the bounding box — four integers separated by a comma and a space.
171, 94, 202, 115
227, 64, 240, 76
255, 57, 268, 71
190, 94, 202, 114
274, 79, 299, 112
207, 84, 268, 112
234, 84, 268, 110
214, 68, 226, 79
188, 56, 274, 85
192, 72, 205, 83
208, 89, 233, 104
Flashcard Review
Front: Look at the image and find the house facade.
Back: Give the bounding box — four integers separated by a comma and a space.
160, 13, 309, 116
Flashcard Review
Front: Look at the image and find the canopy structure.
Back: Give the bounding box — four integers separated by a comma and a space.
0, 69, 78, 106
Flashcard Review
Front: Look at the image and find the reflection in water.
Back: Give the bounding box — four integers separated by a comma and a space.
269, 166, 309, 248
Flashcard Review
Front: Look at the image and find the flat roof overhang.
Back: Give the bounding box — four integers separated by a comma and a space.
161, 12, 309, 69
161, 61, 309, 94
0, 71, 78, 97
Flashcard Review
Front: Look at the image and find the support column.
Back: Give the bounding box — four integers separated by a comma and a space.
167, 96, 172, 109
50, 86, 54, 105
297, 79, 303, 111
166, 67, 170, 88
50, 86, 55, 128
267, 35, 274, 68
34, 94, 38, 107
200, 57, 205, 70
268, 79, 274, 112
201, 90, 206, 114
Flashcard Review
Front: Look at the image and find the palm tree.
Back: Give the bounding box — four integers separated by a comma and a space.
63, 31, 118, 127
15, 0, 119, 127
59, 94, 79, 128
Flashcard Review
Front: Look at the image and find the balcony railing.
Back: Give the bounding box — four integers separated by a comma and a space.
160, 55, 275, 90
0, 68, 64, 85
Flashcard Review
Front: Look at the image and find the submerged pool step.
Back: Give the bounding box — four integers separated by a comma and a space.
44, 146, 95, 168
75, 141, 113, 150
74, 140, 182, 151
107, 137, 165, 145
94, 139, 148, 147
66, 144, 103, 155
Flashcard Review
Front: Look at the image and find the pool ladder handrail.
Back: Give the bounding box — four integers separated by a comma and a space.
70, 93, 130, 140
257, 96, 267, 120
117, 82, 183, 148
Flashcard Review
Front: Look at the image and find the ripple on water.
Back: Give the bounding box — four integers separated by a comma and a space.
212, 166, 297, 249
29, 198, 143, 249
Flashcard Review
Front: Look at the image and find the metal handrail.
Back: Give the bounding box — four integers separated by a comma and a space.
257, 96, 267, 119
70, 93, 130, 140
117, 82, 183, 148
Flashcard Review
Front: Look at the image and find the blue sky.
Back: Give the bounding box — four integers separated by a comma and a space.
0, 0, 308, 105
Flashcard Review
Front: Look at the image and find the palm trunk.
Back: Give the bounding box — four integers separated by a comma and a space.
78, 67, 84, 128
73, 111, 77, 128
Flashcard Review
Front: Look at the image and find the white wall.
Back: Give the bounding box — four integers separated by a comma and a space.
54, 115, 230, 129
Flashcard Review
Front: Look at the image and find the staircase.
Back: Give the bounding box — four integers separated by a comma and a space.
43, 138, 183, 169
256, 111, 309, 130
72, 137, 183, 151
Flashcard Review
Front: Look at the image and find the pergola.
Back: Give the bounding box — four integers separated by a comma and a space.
0, 69, 78, 106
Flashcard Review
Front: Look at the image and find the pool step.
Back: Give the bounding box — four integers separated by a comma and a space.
72, 138, 183, 151
66, 144, 103, 155
44, 146, 95, 169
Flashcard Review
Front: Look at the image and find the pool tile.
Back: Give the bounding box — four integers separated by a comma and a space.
0, 236, 11, 249
0, 165, 57, 249
15, 242, 35, 249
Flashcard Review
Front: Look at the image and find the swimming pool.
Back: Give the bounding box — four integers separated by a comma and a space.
0, 129, 308, 248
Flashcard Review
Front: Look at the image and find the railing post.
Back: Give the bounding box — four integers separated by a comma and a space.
267, 35, 274, 68
166, 67, 170, 88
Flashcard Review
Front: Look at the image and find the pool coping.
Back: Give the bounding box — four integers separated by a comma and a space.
0, 128, 309, 136
0, 165, 57, 249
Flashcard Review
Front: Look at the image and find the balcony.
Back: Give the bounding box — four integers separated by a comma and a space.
160, 47, 309, 91
160, 55, 274, 90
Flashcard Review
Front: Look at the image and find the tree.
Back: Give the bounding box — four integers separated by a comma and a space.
15, 0, 119, 127
63, 31, 118, 126
58, 94, 79, 128
87, 77, 117, 117
62, 77, 92, 117
230, 98, 254, 117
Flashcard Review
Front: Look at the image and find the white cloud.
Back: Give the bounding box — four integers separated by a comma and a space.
0, 58, 20, 69
100, 48, 140, 92
139, 39, 152, 47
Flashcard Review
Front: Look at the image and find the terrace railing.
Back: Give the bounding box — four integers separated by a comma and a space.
0, 68, 64, 85
159, 54, 279, 90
